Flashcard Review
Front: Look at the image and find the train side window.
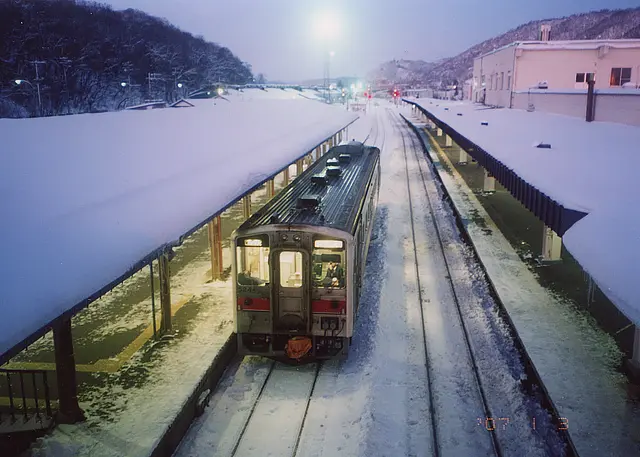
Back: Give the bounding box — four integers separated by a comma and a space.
280, 251, 303, 288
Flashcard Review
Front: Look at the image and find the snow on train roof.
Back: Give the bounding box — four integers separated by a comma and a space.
239, 142, 380, 233
407, 98, 640, 326
0, 93, 357, 357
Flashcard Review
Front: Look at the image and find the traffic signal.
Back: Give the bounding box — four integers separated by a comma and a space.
364, 91, 368, 98
393, 89, 399, 97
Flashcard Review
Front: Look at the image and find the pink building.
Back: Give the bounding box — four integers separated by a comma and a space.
472, 30, 640, 125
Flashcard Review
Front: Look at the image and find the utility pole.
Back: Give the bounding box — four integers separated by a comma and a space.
29, 60, 45, 116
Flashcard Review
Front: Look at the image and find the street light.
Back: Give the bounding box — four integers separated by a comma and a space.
121, 81, 127, 87
327, 51, 335, 103
13, 79, 42, 116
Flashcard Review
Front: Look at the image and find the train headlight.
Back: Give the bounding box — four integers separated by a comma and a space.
281, 233, 288, 241
293, 234, 302, 242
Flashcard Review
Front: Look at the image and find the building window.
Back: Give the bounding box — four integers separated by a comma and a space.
610, 68, 631, 86
500, 72, 504, 90
507, 71, 512, 90
576, 72, 595, 83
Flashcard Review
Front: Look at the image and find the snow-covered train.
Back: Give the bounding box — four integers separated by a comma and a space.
232, 141, 380, 362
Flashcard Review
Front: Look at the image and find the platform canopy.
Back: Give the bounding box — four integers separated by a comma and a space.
407, 98, 640, 327
0, 89, 357, 361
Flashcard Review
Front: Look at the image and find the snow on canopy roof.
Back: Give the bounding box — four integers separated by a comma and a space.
408, 98, 640, 326
0, 96, 357, 359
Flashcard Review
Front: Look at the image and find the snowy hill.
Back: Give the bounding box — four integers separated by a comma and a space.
367, 59, 439, 87
371, 7, 640, 88
0, 0, 253, 118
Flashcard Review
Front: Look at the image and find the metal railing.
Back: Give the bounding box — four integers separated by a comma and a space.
0, 368, 54, 431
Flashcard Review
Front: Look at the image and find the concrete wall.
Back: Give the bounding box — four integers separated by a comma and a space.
472, 45, 517, 106
514, 47, 640, 92
511, 90, 640, 126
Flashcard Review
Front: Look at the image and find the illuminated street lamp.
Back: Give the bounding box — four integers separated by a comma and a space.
327, 51, 335, 103
13, 78, 42, 116
217, 87, 224, 96
313, 11, 340, 104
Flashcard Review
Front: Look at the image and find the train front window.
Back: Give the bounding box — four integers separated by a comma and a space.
236, 237, 270, 286
279, 251, 303, 288
313, 239, 345, 289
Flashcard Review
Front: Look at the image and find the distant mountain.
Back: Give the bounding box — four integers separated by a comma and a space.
0, 0, 253, 117
367, 59, 439, 86
370, 7, 640, 88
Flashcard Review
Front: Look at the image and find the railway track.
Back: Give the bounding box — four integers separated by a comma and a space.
388, 108, 501, 456
227, 361, 321, 457
388, 108, 570, 457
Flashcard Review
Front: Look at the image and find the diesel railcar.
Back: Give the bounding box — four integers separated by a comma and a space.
232, 141, 381, 361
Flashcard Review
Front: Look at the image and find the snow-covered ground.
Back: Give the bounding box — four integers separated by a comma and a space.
404, 97, 640, 335
402, 108, 640, 456
0, 92, 357, 359
174, 104, 565, 457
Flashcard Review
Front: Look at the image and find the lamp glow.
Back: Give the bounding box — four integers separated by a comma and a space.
312, 11, 341, 41
314, 239, 343, 249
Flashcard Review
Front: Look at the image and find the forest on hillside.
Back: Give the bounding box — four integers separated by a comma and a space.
0, 0, 254, 118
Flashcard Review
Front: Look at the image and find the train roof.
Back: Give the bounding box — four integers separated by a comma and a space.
238, 141, 380, 234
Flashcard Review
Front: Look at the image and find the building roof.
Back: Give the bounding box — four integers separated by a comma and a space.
0, 90, 358, 363
169, 99, 195, 108
239, 142, 380, 234
476, 38, 640, 60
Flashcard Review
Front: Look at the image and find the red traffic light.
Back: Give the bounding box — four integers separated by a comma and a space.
364, 91, 368, 98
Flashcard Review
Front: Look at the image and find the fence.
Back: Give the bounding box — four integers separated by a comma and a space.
511, 89, 640, 126
0, 368, 54, 433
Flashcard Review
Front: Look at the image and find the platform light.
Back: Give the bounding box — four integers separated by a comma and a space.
314, 239, 343, 249
244, 239, 263, 247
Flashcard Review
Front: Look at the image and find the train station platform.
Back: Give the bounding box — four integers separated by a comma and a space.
11, 109, 378, 457
401, 108, 640, 457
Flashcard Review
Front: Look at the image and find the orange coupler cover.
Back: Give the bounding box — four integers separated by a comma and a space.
285, 336, 312, 360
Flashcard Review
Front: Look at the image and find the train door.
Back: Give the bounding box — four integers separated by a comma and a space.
272, 249, 310, 333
